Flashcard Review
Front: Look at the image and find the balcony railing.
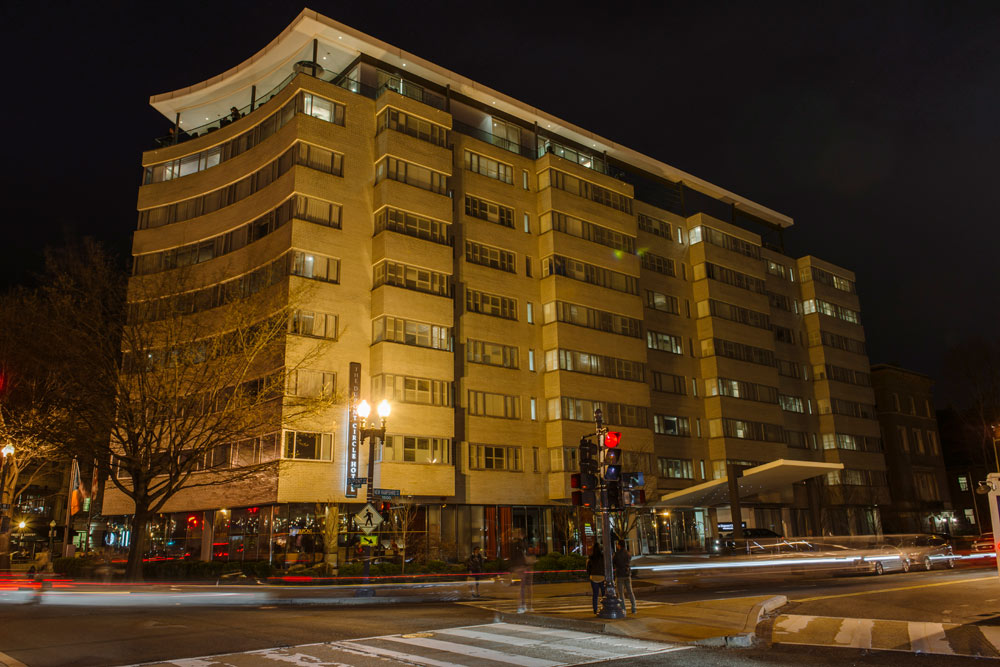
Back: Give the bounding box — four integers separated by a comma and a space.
375, 81, 446, 110
153, 65, 377, 148
451, 120, 534, 158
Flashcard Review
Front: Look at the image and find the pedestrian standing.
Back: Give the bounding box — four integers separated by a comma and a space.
467, 546, 485, 597
613, 540, 637, 614
587, 544, 605, 615
510, 528, 533, 613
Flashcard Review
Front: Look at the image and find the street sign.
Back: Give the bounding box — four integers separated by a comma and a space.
0, 503, 9, 511
354, 503, 383, 534
347, 477, 368, 486
373, 488, 400, 497
359, 535, 378, 547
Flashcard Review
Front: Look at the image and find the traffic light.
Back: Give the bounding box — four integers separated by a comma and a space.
622, 471, 645, 506
604, 431, 621, 448
622, 471, 644, 489
379, 500, 392, 514
570, 469, 598, 507
579, 437, 599, 475
601, 446, 621, 481
606, 480, 623, 509
625, 489, 647, 505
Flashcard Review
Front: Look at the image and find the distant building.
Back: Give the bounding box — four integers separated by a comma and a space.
104, 9, 890, 564
938, 408, 993, 536
871, 365, 952, 533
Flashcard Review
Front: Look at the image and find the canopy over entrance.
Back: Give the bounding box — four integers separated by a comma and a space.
654, 459, 843, 508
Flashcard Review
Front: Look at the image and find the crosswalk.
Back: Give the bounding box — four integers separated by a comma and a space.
772, 613, 1000, 658
132, 622, 690, 666
458, 595, 664, 615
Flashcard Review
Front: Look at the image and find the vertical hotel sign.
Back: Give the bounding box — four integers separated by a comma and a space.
346, 362, 361, 498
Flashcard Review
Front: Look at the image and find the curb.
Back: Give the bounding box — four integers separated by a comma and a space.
497, 594, 789, 649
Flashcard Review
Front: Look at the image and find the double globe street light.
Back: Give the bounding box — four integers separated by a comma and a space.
355, 399, 389, 591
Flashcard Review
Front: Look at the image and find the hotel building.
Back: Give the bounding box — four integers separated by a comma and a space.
103, 9, 887, 564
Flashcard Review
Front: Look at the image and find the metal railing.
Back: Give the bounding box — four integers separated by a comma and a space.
450, 120, 533, 157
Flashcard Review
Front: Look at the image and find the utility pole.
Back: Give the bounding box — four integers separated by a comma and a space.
594, 408, 625, 620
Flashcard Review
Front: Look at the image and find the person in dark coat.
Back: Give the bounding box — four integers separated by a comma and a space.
613, 540, 637, 614
467, 546, 485, 597
510, 528, 533, 613
587, 544, 605, 615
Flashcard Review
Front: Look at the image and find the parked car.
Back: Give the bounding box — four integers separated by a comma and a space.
857, 544, 910, 575
895, 534, 955, 571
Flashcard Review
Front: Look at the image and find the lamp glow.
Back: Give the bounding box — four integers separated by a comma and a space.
1, 443, 13, 457
357, 400, 371, 419
377, 400, 391, 418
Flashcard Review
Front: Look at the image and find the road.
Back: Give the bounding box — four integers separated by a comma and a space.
0, 566, 996, 666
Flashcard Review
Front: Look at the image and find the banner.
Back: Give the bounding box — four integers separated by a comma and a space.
346, 362, 361, 497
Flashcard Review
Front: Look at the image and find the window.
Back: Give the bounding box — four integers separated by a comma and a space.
465, 195, 514, 227
465, 240, 516, 272
376, 107, 447, 146
659, 458, 693, 479
958, 475, 969, 492
637, 213, 672, 239
928, 431, 940, 455
466, 288, 517, 319
654, 415, 690, 436
464, 150, 513, 183
696, 263, 766, 293
766, 260, 789, 280
468, 339, 519, 368
373, 374, 452, 407
289, 310, 337, 339
523, 213, 530, 233
542, 255, 638, 294
548, 397, 647, 427
813, 331, 867, 355
897, 425, 909, 452
705, 338, 775, 367
291, 251, 340, 283
646, 290, 679, 314
528, 349, 535, 372
542, 301, 641, 338
550, 447, 579, 472
381, 435, 452, 464
375, 157, 448, 194
966, 508, 976, 524
283, 431, 333, 461
373, 316, 451, 351
805, 299, 860, 324
711, 418, 785, 442
530, 398, 537, 421
375, 207, 449, 244
707, 378, 779, 403
914, 472, 941, 501
287, 370, 335, 397
769, 291, 794, 312
522, 169, 530, 190
803, 266, 857, 294
545, 348, 645, 381
373, 260, 451, 297
540, 211, 636, 253
774, 325, 796, 344
912, 428, 925, 454
779, 394, 805, 413
640, 252, 675, 276
647, 330, 683, 354
527, 302, 535, 323
688, 225, 760, 259
825, 365, 871, 387
698, 299, 770, 330
538, 168, 632, 213
469, 444, 522, 471
468, 390, 521, 419
652, 371, 686, 395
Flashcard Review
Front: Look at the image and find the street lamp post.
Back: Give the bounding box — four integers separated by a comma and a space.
49, 520, 57, 555
0, 444, 14, 567
356, 399, 390, 591
991, 424, 1000, 474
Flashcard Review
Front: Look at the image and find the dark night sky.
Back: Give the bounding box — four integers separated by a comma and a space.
2, 1, 998, 405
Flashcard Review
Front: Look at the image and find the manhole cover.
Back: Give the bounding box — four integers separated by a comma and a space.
401, 633, 434, 638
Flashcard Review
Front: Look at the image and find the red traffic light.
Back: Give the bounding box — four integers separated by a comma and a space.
571, 490, 583, 506
604, 431, 621, 448
570, 473, 582, 489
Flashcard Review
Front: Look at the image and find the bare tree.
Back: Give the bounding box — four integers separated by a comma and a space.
387, 498, 421, 573
17, 241, 337, 580
942, 337, 1000, 472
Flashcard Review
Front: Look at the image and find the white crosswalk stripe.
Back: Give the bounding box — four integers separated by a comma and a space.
458, 595, 663, 615
772, 613, 999, 659
130, 622, 690, 666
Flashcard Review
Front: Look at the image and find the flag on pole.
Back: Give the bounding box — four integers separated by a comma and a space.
69, 458, 84, 516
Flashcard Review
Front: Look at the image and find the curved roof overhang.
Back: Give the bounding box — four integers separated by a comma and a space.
149, 8, 793, 230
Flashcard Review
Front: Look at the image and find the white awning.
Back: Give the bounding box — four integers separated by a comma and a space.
654, 459, 844, 508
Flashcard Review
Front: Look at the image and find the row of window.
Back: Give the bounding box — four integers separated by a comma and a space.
647, 330, 683, 355
689, 225, 761, 260
803, 298, 860, 324
705, 338, 776, 367
379, 435, 453, 464
289, 309, 338, 340
144, 92, 345, 184
711, 418, 786, 443
539, 169, 633, 213
469, 390, 522, 419
373, 260, 452, 297
376, 107, 448, 146
545, 348, 645, 382
540, 211, 636, 254
375, 156, 448, 194
465, 240, 516, 273
820, 364, 871, 386
133, 195, 341, 276
374, 207, 450, 245
373, 374, 452, 407
813, 330, 868, 355
699, 262, 767, 294
637, 213, 674, 240
542, 301, 641, 338
698, 299, 771, 330
464, 194, 514, 227
129, 250, 338, 323
779, 394, 805, 413
821, 433, 882, 452
466, 288, 518, 320
138, 142, 343, 229
640, 251, 675, 277
542, 255, 638, 294
468, 339, 519, 368
765, 260, 793, 281
465, 150, 514, 184
646, 290, 679, 314
547, 397, 647, 427
896, 426, 941, 456
707, 377, 780, 404
804, 266, 856, 294
654, 415, 690, 436
823, 469, 888, 487
822, 397, 877, 419
652, 371, 686, 395
373, 315, 452, 351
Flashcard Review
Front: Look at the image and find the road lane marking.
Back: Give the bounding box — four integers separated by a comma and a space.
834, 617, 873, 648
378, 635, 561, 666
776, 614, 816, 632
792, 575, 996, 602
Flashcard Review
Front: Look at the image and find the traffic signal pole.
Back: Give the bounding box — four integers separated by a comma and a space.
594, 409, 626, 620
